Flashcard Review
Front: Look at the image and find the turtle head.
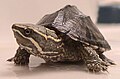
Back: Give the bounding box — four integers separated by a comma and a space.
12, 23, 47, 55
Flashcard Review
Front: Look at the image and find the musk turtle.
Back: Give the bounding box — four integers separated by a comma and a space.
8, 5, 115, 72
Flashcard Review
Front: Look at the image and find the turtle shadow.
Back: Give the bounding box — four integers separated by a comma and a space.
30, 61, 86, 72
11, 61, 89, 76
9, 59, 108, 78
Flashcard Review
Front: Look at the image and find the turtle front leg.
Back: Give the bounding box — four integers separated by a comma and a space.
7, 47, 30, 65
81, 46, 109, 72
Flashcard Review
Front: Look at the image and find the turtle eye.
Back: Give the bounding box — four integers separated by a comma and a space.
24, 29, 31, 35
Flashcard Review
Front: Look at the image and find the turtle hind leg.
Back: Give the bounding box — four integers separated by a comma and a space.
80, 45, 109, 72
99, 53, 116, 65
7, 47, 30, 65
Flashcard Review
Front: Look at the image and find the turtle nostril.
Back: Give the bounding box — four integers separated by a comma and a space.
12, 24, 16, 29
12, 23, 20, 29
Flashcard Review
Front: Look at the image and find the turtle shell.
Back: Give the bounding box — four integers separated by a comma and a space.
37, 5, 111, 51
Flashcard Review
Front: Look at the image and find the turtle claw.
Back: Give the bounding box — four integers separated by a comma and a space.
7, 57, 14, 62
105, 59, 116, 65
99, 54, 116, 65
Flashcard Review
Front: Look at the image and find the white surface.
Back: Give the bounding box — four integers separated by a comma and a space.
0, 24, 120, 79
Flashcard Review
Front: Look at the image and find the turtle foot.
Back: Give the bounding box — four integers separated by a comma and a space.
87, 60, 109, 72
7, 56, 29, 65
7, 47, 30, 65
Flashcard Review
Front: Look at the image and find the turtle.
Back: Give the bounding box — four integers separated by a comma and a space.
36, 5, 115, 71
7, 5, 115, 72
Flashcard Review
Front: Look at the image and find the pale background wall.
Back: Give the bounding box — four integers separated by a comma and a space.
100, 0, 120, 4
0, 0, 99, 44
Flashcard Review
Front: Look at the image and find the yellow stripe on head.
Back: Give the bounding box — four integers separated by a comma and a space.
14, 24, 61, 42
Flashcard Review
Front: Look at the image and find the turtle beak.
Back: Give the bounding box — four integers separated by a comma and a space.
12, 23, 19, 29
